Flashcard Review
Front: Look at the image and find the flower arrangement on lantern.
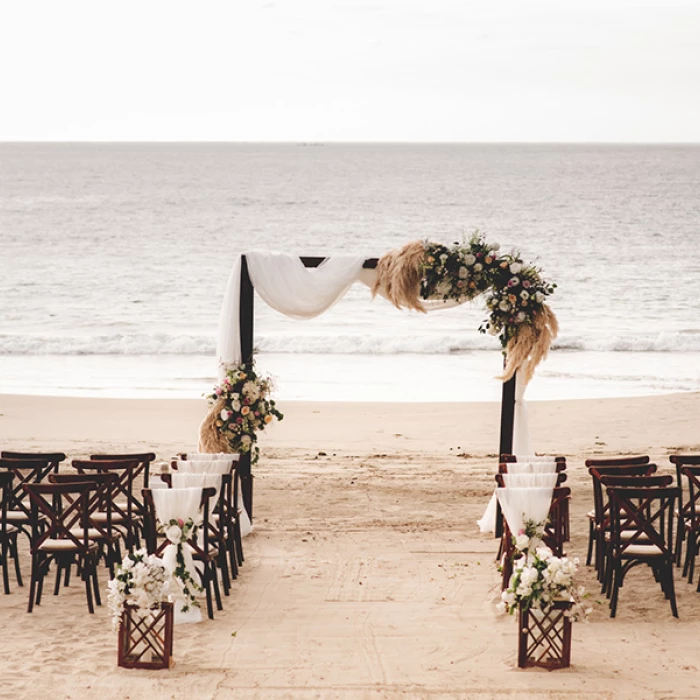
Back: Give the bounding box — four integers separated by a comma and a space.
420, 232, 556, 349
206, 360, 284, 463
497, 521, 590, 622
107, 549, 170, 631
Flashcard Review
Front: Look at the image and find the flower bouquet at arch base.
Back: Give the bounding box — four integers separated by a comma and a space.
199, 360, 284, 461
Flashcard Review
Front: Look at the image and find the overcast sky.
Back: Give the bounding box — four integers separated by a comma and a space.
1, 0, 699, 142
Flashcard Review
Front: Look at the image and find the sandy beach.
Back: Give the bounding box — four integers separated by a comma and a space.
2, 392, 700, 700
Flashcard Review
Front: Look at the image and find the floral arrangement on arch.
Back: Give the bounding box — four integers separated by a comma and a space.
372, 233, 558, 383
498, 521, 590, 622
201, 360, 284, 463
107, 549, 170, 631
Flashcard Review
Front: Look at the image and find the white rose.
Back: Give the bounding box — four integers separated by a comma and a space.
488, 325, 499, 336
535, 292, 545, 303
510, 262, 523, 274
240, 434, 252, 445
164, 524, 182, 543
220, 409, 232, 421
463, 254, 476, 266
516, 312, 526, 323
232, 400, 241, 412
435, 281, 452, 296
509, 276, 520, 287
499, 300, 510, 312
520, 291, 529, 300
473, 263, 483, 272
439, 254, 448, 263
458, 266, 468, 279
515, 534, 530, 551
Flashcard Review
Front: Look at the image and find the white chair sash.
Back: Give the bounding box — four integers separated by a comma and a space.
505, 461, 558, 474
178, 460, 234, 476
151, 487, 203, 624
501, 472, 558, 489
181, 453, 240, 463
512, 454, 561, 462
496, 486, 554, 536
171, 472, 223, 500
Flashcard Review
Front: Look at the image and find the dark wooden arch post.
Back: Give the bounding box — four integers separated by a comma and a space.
238, 255, 255, 519
495, 368, 517, 540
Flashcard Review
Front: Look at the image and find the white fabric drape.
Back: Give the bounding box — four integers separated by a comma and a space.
172, 472, 223, 501
151, 487, 203, 625
512, 373, 532, 455
217, 252, 366, 372
506, 461, 559, 474
501, 472, 558, 489
513, 454, 560, 462
496, 486, 554, 536
183, 453, 239, 462
177, 458, 252, 538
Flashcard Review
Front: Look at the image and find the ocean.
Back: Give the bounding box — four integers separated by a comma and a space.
1, 142, 699, 402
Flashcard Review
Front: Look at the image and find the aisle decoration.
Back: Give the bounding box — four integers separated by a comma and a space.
159, 517, 203, 616
107, 549, 174, 669
199, 360, 284, 459
372, 233, 558, 383
497, 524, 590, 669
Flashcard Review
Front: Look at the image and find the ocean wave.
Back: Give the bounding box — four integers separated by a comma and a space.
2, 330, 700, 355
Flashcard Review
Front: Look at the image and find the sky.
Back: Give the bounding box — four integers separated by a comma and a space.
1, 0, 699, 142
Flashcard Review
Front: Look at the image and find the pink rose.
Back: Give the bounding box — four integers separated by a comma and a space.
177, 518, 184, 527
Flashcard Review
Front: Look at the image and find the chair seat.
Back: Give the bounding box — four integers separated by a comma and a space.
605, 530, 651, 543
69, 527, 122, 541
38, 539, 100, 553
620, 543, 665, 558
90, 512, 127, 524
1, 523, 19, 536
586, 509, 595, 521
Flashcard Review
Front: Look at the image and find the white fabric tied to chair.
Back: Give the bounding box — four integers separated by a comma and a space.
151, 486, 203, 624
171, 472, 222, 501
477, 469, 558, 534
177, 459, 252, 538
496, 486, 555, 538
501, 472, 558, 489
512, 454, 561, 462
181, 453, 240, 463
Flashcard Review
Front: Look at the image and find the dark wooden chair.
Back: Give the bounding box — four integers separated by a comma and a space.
669, 455, 700, 568
585, 456, 650, 468
0, 471, 22, 593
73, 459, 141, 550
1, 451, 66, 474
23, 481, 101, 613
142, 486, 223, 620
678, 466, 700, 586
605, 485, 679, 618
0, 458, 53, 543
49, 472, 123, 579
586, 463, 657, 574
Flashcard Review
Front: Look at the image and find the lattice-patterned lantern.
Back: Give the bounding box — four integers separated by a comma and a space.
118, 603, 174, 669
517, 600, 572, 670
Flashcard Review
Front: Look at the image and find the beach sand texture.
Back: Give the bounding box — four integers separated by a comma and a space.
1, 392, 700, 700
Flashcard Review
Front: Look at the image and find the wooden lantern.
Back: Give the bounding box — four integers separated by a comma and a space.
517, 600, 572, 670
118, 602, 174, 670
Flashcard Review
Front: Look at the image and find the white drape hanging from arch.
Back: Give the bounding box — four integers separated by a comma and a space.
215, 251, 532, 452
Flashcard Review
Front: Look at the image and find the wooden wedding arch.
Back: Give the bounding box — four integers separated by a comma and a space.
236, 254, 517, 520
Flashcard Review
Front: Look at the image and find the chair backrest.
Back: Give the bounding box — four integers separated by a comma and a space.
0, 458, 53, 518
0, 471, 13, 534
680, 466, 700, 528
90, 452, 155, 491
599, 474, 673, 489
606, 485, 678, 556
1, 451, 66, 474
670, 455, 700, 519
141, 487, 216, 558
49, 472, 118, 536
500, 454, 566, 464
498, 462, 566, 474
543, 486, 571, 556
23, 481, 96, 552
585, 455, 650, 468
589, 464, 658, 526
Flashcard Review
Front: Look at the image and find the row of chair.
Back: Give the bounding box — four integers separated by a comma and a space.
585, 454, 700, 618
0, 450, 246, 619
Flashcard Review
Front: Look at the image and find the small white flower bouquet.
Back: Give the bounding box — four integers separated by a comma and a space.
107, 549, 171, 631
498, 546, 590, 621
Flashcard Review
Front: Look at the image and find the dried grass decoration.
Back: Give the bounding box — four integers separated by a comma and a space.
372, 233, 558, 384
199, 361, 284, 460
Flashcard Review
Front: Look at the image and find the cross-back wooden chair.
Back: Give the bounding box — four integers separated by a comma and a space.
23, 481, 101, 613
605, 484, 678, 618
0, 458, 53, 543
669, 455, 700, 568
1, 451, 66, 474
0, 471, 22, 593
89, 453, 156, 537
49, 472, 122, 579
142, 486, 223, 620
73, 459, 141, 550
585, 456, 650, 468
586, 463, 657, 574
678, 466, 700, 587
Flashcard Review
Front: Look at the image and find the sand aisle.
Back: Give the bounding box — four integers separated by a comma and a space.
1, 392, 700, 700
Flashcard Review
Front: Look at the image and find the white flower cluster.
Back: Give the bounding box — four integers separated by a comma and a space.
498, 547, 590, 621
107, 549, 170, 631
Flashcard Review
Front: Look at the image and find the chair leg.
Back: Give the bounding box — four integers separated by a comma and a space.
212, 563, 223, 612
676, 518, 685, 567
53, 561, 63, 595
203, 567, 214, 620
92, 560, 101, 607
586, 521, 594, 566
666, 564, 679, 618
27, 554, 40, 613
12, 535, 23, 587
82, 558, 95, 614
1, 538, 10, 594
610, 562, 622, 617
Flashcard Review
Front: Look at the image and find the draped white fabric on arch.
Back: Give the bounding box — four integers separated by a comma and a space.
216, 250, 532, 451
